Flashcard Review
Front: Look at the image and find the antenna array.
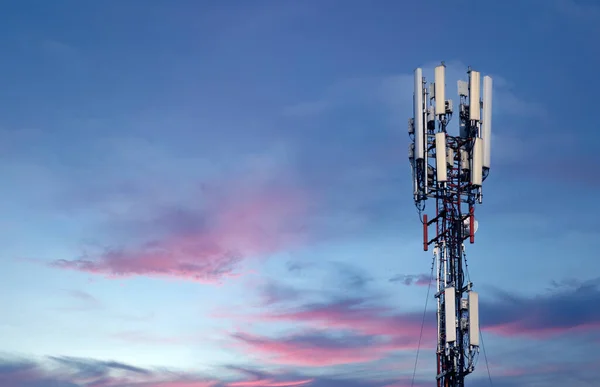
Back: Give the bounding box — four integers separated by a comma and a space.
408, 62, 493, 387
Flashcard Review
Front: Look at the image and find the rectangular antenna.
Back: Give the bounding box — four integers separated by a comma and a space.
470, 137, 483, 186
427, 106, 435, 125
446, 148, 454, 168
445, 287, 456, 342
414, 68, 425, 160
434, 65, 446, 116
468, 291, 480, 346
469, 71, 481, 121
457, 80, 468, 97
461, 149, 469, 171
482, 75, 493, 169
435, 132, 447, 183
409, 143, 417, 197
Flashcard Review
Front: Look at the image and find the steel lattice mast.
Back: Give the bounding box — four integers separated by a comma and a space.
408, 63, 493, 387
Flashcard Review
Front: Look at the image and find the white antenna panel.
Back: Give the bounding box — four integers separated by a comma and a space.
414, 68, 425, 160
461, 148, 469, 170
445, 287, 457, 342
470, 137, 483, 186
468, 291, 480, 346
457, 80, 468, 97
446, 148, 454, 167
435, 132, 447, 183
469, 71, 481, 121
427, 106, 435, 124
434, 65, 446, 115
482, 75, 493, 168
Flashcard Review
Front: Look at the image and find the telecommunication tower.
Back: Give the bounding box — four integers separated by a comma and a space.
408, 63, 493, 387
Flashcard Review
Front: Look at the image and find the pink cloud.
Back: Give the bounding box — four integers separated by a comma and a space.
218, 298, 436, 368
0, 357, 312, 387
48, 184, 309, 283
142, 382, 217, 387
484, 320, 600, 338
231, 331, 403, 366
486, 359, 600, 384
251, 299, 436, 347
381, 383, 421, 387
226, 379, 313, 387
0, 363, 40, 385
479, 282, 600, 338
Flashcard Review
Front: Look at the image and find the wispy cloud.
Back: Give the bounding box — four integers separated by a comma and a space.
231, 331, 404, 367
1, 352, 596, 387
482, 277, 600, 338
54, 289, 103, 312
226, 379, 313, 387
255, 262, 378, 309
281, 76, 392, 118
0, 356, 432, 387
243, 297, 436, 348
280, 60, 549, 177
328, 261, 374, 290
0, 356, 310, 387
259, 281, 303, 306
271, 276, 600, 341
283, 60, 545, 121
388, 274, 431, 287
468, 357, 600, 387
47, 179, 310, 284
231, 274, 600, 362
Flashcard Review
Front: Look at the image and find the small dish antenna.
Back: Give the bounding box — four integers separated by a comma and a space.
463, 216, 479, 235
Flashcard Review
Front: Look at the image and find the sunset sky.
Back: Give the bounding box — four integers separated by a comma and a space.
1, 0, 599, 386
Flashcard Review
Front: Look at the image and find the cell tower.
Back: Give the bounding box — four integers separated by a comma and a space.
408, 63, 492, 387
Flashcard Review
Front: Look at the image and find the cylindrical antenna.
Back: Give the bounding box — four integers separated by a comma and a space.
470, 138, 483, 186
468, 292, 480, 346
444, 287, 457, 342
414, 68, 425, 160
482, 76, 493, 169
434, 64, 446, 116
435, 132, 447, 184
469, 71, 481, 122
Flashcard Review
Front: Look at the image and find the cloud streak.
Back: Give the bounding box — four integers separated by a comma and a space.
240, 297, 436, 350
231, 331, 404, 367
229, 274, 600, 364
388, 274, 431, 287
0, 356, 310, 387
0, 356, 436, 387
53, 289, 103, 312
482, 277, 600, 338
47, 181, 309, 284
1, 352, 595, 387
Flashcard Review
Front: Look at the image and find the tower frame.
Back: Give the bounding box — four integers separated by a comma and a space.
408, 63, 492, 387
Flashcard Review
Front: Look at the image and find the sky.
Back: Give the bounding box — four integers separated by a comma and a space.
0, 0, 599, 386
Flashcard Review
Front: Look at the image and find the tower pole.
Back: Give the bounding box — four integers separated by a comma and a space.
408, 63, 492, 387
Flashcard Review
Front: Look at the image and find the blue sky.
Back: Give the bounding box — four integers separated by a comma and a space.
0, 0, 599, 386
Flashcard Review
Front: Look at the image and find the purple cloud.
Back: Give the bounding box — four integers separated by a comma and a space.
47, 182, 310, 284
